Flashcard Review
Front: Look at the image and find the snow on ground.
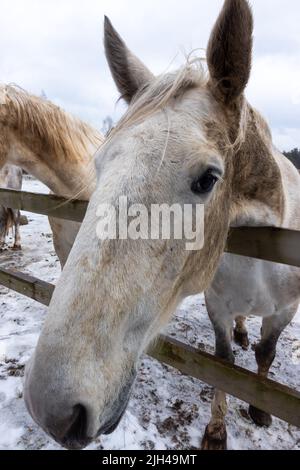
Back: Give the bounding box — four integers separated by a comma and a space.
0, 177, 299, 451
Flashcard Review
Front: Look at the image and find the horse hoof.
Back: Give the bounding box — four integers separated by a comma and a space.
201, 425, 227, 451
234, 329, 249, 350
12, 245, 22, 252
249, 405, 272, 427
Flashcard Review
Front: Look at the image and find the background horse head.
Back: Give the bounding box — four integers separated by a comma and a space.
0, 84, 102, 197
24, 0, 279, 450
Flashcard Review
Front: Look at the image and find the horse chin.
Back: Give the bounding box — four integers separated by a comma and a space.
100, 410, 127, 436
98, 374, 136, 436
98, 396, 132, 436
60, 436, 92, 451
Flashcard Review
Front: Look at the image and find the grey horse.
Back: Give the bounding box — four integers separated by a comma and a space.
0, 164, 23, 250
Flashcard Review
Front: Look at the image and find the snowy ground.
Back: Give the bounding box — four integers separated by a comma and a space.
0, 177, 299, 451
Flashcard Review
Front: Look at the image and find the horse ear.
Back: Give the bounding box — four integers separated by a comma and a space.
104, 16, 154, 104
207, 0, 253, 105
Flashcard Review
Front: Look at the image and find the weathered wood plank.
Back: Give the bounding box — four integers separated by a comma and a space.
1, 267, 299, 427
0, 188, 87, 223
1, 189, 300, 267
227, 227, 300, 268
0, 268, 54, 306
148, 336, 300, 428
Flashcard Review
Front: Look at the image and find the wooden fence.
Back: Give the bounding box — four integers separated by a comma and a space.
0, 188, 300, 427
2, 188, 300, 267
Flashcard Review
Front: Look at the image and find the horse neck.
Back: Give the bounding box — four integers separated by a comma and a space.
4, 126, 99, 201
272, 147, 300, 230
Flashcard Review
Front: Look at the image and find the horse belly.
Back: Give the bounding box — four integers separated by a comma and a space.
208, 254, 300, 318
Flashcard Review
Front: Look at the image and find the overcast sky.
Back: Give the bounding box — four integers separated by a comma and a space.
0, 0, 299, 150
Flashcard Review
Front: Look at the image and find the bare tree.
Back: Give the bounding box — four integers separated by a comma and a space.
40, 90, 48, 100
101, 116, 114, 136
283, 148, 300, 169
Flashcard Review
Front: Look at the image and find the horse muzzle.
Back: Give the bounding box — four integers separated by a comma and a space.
24, 360, 136, 450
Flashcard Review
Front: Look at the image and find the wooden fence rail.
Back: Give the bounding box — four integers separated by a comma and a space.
0, 268, 54, 306
0, 188, 87, 223
1, 188, 300, 428
0, 266, 299, 427
1, 188, 300, 267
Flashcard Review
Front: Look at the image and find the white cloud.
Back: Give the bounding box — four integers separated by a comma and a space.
273, 128, 300, 152
0, 0, 299, 150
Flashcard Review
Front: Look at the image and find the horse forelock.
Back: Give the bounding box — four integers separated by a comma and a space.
108, 58, 208, 138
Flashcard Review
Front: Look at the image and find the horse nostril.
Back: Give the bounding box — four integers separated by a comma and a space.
61, 404, 89, 449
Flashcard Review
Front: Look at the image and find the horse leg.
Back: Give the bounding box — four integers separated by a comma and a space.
249, 306, 298, 427
12, 210, 21, 250
0, 207, 8, 250
0, 233, 6, 250
202, 316, 234, 450
0, 225, 6, 249
202, 390, 229, 450
234, 316, 249, 350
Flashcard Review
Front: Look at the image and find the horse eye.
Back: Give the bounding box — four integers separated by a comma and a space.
191, 170, 219, 195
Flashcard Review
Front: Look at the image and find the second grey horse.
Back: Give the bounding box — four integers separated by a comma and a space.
0, 164, 23, 250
